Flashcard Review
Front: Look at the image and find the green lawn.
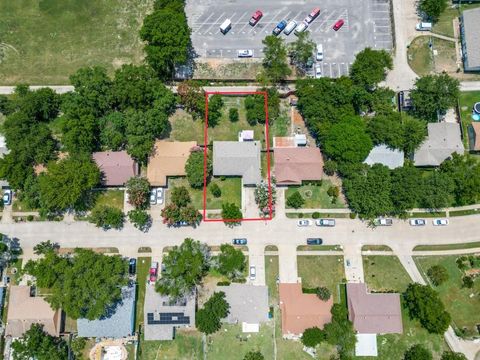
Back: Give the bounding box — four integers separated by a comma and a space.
92, 190, 125, 210
297, 256, 345, 303
285, 181, 346, 209
433, 3, 480, 38
265, 256, 279, 304
361, 245, 393, 251
135, 257, 151, 331
450, 208, 480, 216
12, 197, 37, 212
407, 36, 433, 76
261, 152, 273, 178
413, 241, 480, 251
459, 90, 480, 149
363, 256, 412, 293
167, 177, 241, 210
415, 255, 480, 336
0, 0, 150, 84
138, 330, 203, 360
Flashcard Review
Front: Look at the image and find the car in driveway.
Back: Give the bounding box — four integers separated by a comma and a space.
2, 189, 11, 206
128, 258, 137, 275
232, 238, 247, 245
156, 188, 164, 205
297, 219, 312, 227
272, 20, 287, 36
374, 218, 393, 226
316, 219, 335, 227
315, 64, 322, 78
238, 49, 253, 58
409, 219, 426, 226
333, 19, 345, 31
149, 261, 158, 284
150, 189, 157, 205
249, 10, 263, 26
433, 218, 449, 226
307, 238, 323, 245
249, 266, 256, 280
305, 7, 321, 24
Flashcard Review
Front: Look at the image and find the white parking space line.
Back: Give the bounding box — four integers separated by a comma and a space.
201, 12, 226, 35
191, 12, 216, 32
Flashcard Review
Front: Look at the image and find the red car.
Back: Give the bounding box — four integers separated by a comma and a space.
149, 261, 158, 283
249, 10, 263, 26
333, 19, 345, 31
305, 7, 320, 24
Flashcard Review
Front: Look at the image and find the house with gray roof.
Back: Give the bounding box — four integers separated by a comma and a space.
461, 7, 480, 72
414, 122, 464, 167
217, 284, 269, 332
364, 144, 404, 169
143, 285, 195, 341
213, 141, 261, 186
77, 285, 136, 339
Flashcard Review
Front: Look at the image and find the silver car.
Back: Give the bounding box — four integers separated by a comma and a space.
297, 219, 312, 227
149, 189, 157, 205
156, 188, 164, 205
433, 218, 449, 226
409, 219, 426, 226
238, 49, 253, 58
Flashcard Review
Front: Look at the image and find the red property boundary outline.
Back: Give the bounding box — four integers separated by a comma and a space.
202, 91, 273, 222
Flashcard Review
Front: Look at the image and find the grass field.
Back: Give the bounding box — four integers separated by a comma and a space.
285, 181, 346, 209
138, 330, 203, 360
135, 257, 151, 331
361, 245, 393, 251
413, 241, 480, 251
167, 177, 241, 210
0, 0, 151, 84
408, 36, 433, 76
92, 190, 125, 210
265, 255, 279, 304
458, 90, 480, 149
415, 255, 480, 335
297, 256, 345, 302
363, 256, 412, 293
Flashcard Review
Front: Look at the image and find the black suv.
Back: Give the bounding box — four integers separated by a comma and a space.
306, 238, 323, 245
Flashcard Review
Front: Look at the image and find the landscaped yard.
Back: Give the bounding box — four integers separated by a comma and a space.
167, 177, 241, 210
407, 36, 456, 76
265, 256, 279, 304
414, 255, 480, 336
459, 90, 480, 149
297, 256, 345, 302
433, 3, 480, 38
363, 256, 412, 293
285, 180, 347, 209
92, 190, 125, 210
135, 257, 151, 331
138, 330, 203, 360
0, 0, 150, 84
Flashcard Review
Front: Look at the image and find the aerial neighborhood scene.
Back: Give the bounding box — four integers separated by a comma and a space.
1, 0, 480, 359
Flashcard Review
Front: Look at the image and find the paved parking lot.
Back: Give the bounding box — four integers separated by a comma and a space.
186, 0, 393, 78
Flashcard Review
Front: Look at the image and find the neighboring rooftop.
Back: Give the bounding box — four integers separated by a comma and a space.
5, 286, 62, 338
147, 141, 197, 187
273, 134, 307, 148
275, 147, 323, 185
77, 285, 136, 339
364, 144, 404, 169
355, 333, 378, 357
92, 151, 138, 186
413, 122, 464, 166
143, 285, 195, 341
347, 283, 403, 334
213, 141, 261, 185
238, 130, 254, 142
461, 8, 480, 72
279, 283, 333, 337
469, 122, 480, 151
217, 284, 269, 326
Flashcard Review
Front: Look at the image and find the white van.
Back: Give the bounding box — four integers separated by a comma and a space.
316, 44, 324, 61
294, 22, 308, 35
284, 20, 297, 35
220, 19, 232, 34
416, 22, 432, 31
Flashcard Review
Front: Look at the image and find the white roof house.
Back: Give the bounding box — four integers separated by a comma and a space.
364, 144, 404, 169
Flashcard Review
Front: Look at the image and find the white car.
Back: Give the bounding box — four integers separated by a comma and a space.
238, 49, 253, 58
249, 266, 256, 280
316, 219, 335, 227
316, 44, 323, 61
315, 64, 322, 78
156, 188, 164, 205
433, 218, 449, 226
149, 189, 157, 205
294, 22, 308, 35
409, 219, 426, 226
297, 219, 312, 227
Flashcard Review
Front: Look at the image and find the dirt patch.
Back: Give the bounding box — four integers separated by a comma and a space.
193, 59, 262, 80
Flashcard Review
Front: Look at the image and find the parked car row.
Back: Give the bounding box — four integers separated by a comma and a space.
297, 219, 336, 227
376, 218, 449, 226
150, 188, 164, 205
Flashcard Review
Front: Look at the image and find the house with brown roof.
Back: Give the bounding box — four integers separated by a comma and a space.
5, 286, 62, 338
274, 147, 323, 186
147, 141, 197, 187
279, 283, 333, 339
469, 122, 480, 151
92, 151, 139, 187
347, 283, 403, 334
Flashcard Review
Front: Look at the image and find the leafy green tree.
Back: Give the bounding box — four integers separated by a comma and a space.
196, 307, 221, 335
327, 186, 339, 203
390, 165, 424, 214
323, 117, 373, 164
261, 35, 291, 84
128, 209, 152, 232
0, 95, 13, 115
11, 324, 68, 360
89, 205, 125, 230
210, 183, 222, 198
245, 95, 266, 125
419, 0, 448, 22
427, 265, 449, 286
38, 156, 100, 213
343, 164, 393, 219
290, 31, 315, 71
177, 80, 205, 119
229, 108, 239, 122
244, 351, 265, 360
440, 154, 480, 206
410, 74, 460, 121
441, 351, 468, 360
17, 87, 60, 122
126, 176, 151, 209
156, 238, 210, 299
350, 48, 393, 89
462, 276, 474, 289
323, 160, 337, 176
98, 112, 126, 150
171, 186, 191, 207
186, 151, 211, 188
301, 327, 326, 347
196, 291, 230, 334
217, 244, 246, 280
316, 286, 331, 301
161, 204, 201, 226
324, 304, 356, 359
286, 191, 305, 209
402, 116, 427, 155
71, 337, 87, 360
367, 113, 404, 149
404, 344, 432, 360
221, 203, 243, 226
208, 94, 224, 127
421, 171, 454, 210
24, 249, 129, 320
140, 8, 191, 79
33, 240, 59, 255
59, 113, 99, 154
403, 283, 451, 334
254, 181, 276, 215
